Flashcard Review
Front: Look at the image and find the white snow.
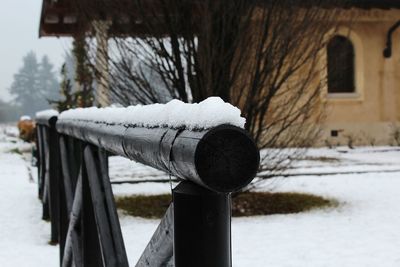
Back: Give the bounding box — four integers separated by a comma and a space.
58, 97, 246, 130
1, 123, 400, 266
0, 126, 58, 266
1, 123, 19, 138
35, 109, 59, 119
108, 156, 176, 196
233, 172, 400, 267
109, 146, 400, 266
109, 156, 169, 183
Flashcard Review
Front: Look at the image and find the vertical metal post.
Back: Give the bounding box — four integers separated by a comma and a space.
68, 137, 82, 191
81, 153, 104, 267
173, 181, 232, 267
42, 127, 50, 221
59, 164, 68, 266
136, 204, 174, 267
48, 120, 60, 244
38, 126, 46, 200
82, 145, 129, 267
97, 148, 129, 266
62, 173, 83, 267
59, 136, 69, 265
59, 135, 84, 266
35, 125, 42, 198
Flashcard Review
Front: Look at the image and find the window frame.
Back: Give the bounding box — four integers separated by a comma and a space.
321, 28, 364, 102
327, 35, 356, 94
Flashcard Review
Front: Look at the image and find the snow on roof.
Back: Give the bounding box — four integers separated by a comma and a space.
35, 109, 59, 119
59, 97, 246, 130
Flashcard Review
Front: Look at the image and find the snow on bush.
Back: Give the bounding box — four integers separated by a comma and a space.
19, 115, 32, 121
59, 97, 246, 130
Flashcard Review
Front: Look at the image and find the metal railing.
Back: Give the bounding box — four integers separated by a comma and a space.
36, 114, 59, 244
36, 111, 259, 267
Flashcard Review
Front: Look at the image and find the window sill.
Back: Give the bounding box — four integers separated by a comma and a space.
326, 92, 363, 101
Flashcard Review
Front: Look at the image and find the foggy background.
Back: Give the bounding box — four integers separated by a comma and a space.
0, 0, 70, 120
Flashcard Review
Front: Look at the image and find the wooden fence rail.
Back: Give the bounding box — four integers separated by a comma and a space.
35, 112, 259, 267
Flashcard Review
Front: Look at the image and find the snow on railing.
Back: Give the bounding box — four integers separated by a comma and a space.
35, 109, 59, 126
58, 97, 245, 130
35, 109, 59, 120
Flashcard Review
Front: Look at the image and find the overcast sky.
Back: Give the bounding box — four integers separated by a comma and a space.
0, 0, 71, 101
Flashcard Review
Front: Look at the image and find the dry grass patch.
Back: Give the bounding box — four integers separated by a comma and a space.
300, 156, 340, 163
232, 192, 337, 217
115, 191, 337, 219
116, 194, 172, 219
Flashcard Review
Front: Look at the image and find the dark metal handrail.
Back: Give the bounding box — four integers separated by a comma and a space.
36, 110, 260, 267
56, 119, 259, 192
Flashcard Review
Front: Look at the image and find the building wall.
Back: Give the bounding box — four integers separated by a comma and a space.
319, 9, 400, 146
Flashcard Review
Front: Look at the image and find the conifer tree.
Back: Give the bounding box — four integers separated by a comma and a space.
38, 55, 59, 103
49, 64, 75, 112
9, 51, 59, 116
9, 51, 43, 116
72, 35, 94, 107
50, 38, 95, 111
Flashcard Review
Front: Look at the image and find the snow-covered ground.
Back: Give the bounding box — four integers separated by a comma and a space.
114, 150, 400, 267
1, 124, 400, 266
0, 126, 58, 267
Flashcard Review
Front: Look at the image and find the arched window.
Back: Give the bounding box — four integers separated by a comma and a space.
327, 35, 355, 93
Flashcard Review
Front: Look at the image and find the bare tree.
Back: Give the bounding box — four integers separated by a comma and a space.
73, 0, 344, 183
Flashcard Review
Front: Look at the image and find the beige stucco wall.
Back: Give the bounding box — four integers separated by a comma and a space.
318, 9, 400, 146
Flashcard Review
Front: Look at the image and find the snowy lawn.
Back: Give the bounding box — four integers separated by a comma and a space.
110, 147, 400, 266
0, 130, 58, 267
115, 172, 400, 267
232, 172, 400, 266
1, 124, 399, 266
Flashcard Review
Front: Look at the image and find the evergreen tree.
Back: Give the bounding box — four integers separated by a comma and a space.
8, 51, 60, 116
9, 51, 43, 116
38, 55, 59, 102
64, 51, 76, 84
49, 40, 95, 112
72, 36, 94, 107
49, 64, 75, 112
